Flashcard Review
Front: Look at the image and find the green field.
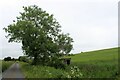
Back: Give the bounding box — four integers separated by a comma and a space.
20, 47, 119, 78
66, 47, 118, 78
67, 47, 118, 63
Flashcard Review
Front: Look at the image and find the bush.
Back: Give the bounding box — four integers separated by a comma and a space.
67, 54, 74, 56
66, 66, 83, 78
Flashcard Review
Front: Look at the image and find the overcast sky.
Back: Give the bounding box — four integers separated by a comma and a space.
0, 0, 119, 59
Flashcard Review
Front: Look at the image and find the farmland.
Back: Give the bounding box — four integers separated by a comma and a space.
67, 47, 118, 78
20, 47, 119, 78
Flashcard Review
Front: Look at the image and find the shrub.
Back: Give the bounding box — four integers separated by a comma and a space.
67, 66, 83, 78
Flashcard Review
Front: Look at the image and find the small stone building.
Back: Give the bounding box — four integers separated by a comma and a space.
59, 58, 71, 65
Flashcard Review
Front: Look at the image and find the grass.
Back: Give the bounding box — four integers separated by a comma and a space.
1, 61, 14, 72
20, 47, 119, 78
0, 60, 1, 73
65, 47, 118, 63
20, 62, 83, 78
66, 47, 118, 78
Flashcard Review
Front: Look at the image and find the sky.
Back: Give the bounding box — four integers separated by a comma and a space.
0, 0, 119, 59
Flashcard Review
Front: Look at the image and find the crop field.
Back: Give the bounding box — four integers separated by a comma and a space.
20, 47, 119, 78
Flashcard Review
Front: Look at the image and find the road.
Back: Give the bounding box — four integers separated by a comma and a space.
2, 62, 25, 80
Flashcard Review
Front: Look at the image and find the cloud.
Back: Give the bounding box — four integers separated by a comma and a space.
0, 0, 118, 58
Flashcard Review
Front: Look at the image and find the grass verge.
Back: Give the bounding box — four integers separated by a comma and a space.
2, 61, 14, 72
20, 62, 83, 78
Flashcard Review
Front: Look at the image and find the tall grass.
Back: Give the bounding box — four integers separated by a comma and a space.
20, 62, 83, 78
2, 61, 14, 72
70, 60, 118, 78
0, 60, 2, 73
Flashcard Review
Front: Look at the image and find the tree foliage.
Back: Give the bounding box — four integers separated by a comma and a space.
4, 5, 73, 65
4, 57, 11, 61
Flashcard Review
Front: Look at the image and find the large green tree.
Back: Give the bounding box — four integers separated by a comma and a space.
4, 5, 73, 65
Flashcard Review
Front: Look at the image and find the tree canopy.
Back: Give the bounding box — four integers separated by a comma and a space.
4, 5, 73, 65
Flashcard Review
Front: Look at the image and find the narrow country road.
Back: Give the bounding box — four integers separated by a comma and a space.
2, 62, 25, 80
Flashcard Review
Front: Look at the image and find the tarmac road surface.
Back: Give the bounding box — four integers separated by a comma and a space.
2, 62, 25, 80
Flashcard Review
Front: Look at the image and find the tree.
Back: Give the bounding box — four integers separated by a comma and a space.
4, 57, 11, 61
4, 5, 73, 65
